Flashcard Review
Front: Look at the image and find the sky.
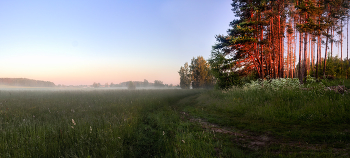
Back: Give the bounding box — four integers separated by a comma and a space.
0, 0, 235, 86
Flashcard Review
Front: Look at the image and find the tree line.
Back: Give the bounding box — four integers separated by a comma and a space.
210, 0, 350, 85
179, 0, 350, 89
0, 78, 55, 87
178, 56, 214, 89
92, 79, 175, 88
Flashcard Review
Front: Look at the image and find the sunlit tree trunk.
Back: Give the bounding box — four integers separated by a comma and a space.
331, 26, 333, 58
341, 20, 343, 73
260, 15, 265, 78
304, 32, 308, 79
323, 27, 329, 77
299, 30, 303, 83
316, 36, 320, 79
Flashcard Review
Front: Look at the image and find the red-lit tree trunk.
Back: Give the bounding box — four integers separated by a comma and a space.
323, 27, 329, 77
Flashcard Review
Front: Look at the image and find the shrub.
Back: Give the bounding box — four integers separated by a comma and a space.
127, 81, 136, 90
243, 78, 301, 91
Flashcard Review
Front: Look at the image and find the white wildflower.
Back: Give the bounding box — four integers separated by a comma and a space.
163, 131, 165, 135
182, 140, 185, 143
90, 126, 92, 133
72, 119, 76, 125
71, 126, 74, 129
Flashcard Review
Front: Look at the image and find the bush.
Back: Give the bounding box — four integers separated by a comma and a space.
244, 78, 301, 91
127, 81, 136, 90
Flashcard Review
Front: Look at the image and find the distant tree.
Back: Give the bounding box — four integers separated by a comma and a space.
92, 82, 101, 88
190, 56, 214, 89
154, 80, 164, 87
127, 81, 136, 90
143, 79, 149, 87
178, 62, 191, 89
105, 83, 109, 87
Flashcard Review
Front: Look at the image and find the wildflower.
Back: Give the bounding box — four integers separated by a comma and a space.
118, 137, 121, 139
72, 119, 76, 125
90, 126, 92, 133
71, 126, 74, 129
33, 115, 35, 118
163, 131, 165, 135
182, 140, 185, 143
23, 119, 25, 121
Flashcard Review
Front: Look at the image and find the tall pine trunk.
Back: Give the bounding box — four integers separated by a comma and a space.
260, 19, 265, 78
304, 32, 308, 80
323, 27, 329, 77
316, 36, 319, 79
299, 30, 303, 83
341, 20, 343, 73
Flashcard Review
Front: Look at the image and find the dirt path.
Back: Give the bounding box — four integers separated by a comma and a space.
180, 111, 349, 156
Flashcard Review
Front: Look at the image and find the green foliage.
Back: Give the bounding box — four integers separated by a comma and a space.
127, 81, 136, 90
154, 80, 164, 87
143, 79, 149, 87
190, 56, 214, 89
92, 82, 100, 88
244, 78, 301, 91
215, 71, 241, 90
209, 50, 244, 89
183, 84, 350, 156
179, 57, 214, 89
311, 57, 350, 79
178, 62, 191, 89
214, 0, 350, 83
305, 75, 316, 84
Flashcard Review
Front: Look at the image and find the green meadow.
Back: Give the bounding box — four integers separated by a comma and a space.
0, 86, 349, 157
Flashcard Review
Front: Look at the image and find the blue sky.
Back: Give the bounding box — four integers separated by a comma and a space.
0, 0, 235, 85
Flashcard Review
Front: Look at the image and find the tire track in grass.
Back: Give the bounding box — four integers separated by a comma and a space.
179, 94, 350, 157
175, 94, 254, 158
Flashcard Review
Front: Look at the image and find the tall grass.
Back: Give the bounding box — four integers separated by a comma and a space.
3, 83, 346, 157
0, 89, 251, 157
0, 90, 193, 157
185, 86, 350, 145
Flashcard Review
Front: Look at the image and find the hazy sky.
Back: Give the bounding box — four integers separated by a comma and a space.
0, 0, 234, 86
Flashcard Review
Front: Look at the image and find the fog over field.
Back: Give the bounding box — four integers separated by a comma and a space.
1, 0, 350, 157
0, 86, 180, 91
0, 0, 234, 86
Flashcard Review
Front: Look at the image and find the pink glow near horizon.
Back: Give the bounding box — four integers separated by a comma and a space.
0, 0, 234, 85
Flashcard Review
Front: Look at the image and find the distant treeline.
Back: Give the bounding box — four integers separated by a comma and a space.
92, 79, 176, 88
0, 78, 55, 87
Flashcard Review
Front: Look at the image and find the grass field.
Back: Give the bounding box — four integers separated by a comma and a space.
0, 89, 250, 157
0, 86, 349, 157
184, 87, 350, 157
